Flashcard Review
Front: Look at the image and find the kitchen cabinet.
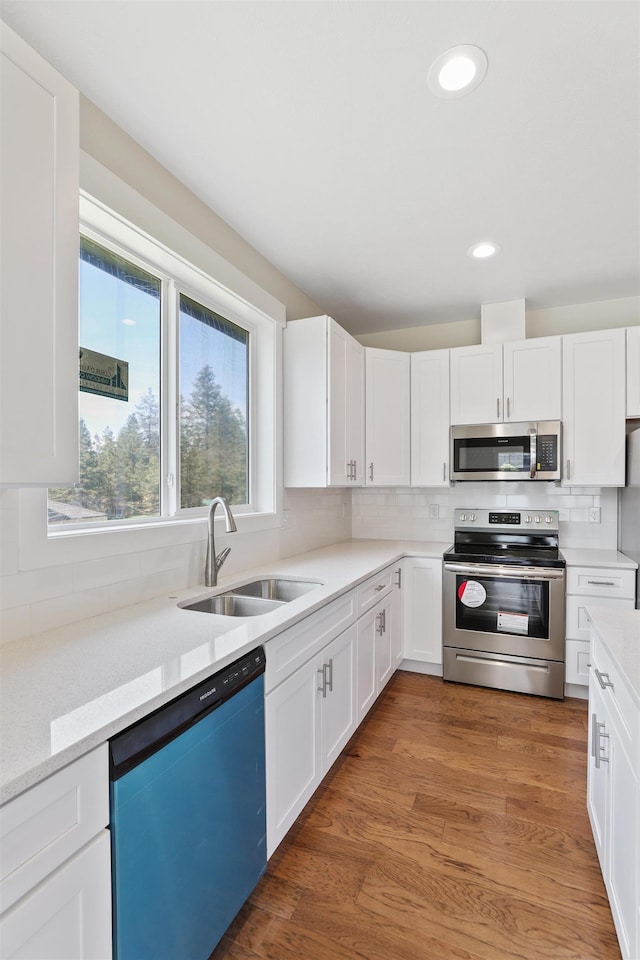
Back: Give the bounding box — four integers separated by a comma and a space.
565, 565, 636, 690
265, 594, 358, 856
587, 622, 639, 960
0, 745, 112, 958
562, 329, 626, 486
627, 326, 640, 418
0, 24, 79, 486
411, 350, 450, 487
449, 337, 561, 425
355, 566, 399, 721
402, 557, 443, 672
284, 315, 364, 487
365, 348, 410, 486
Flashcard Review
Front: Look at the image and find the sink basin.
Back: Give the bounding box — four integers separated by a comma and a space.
180, 594, 284, 617
229, 578, 323, 602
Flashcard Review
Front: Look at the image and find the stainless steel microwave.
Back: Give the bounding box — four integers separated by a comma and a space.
450, 421, 562, 482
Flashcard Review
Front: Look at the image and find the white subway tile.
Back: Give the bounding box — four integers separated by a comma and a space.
30, 586, 111, 636
0, 605, 31, 645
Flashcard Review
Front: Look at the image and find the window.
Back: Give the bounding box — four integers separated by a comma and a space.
48, 199, 266, 532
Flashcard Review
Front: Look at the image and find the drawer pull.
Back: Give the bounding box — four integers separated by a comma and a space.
374, 584, 386, 593
591, 713, 609, 768
595, 669, 614, 691
587, 580, 615, 587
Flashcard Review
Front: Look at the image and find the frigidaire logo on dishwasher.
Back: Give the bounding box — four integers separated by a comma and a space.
199, 686, 217, 701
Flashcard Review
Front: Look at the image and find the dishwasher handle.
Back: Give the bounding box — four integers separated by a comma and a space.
109, 646, 265, 781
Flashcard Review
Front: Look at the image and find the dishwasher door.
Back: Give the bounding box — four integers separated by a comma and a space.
109, 648, 266, 960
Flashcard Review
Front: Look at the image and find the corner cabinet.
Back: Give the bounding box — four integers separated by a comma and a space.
0, 24, 79, 486
449, 338, 561, 426
364, 348, 410, 486
562, 329, 626, 486
587, 623, 639, 960
402, 557, 443, 672
411, 350, 450, 487
284, 315, 364, 487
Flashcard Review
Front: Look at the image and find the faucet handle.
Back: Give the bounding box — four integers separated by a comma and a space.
216, 546, 231, 567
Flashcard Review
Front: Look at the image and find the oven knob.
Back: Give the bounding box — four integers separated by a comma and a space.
524, 515, 531, 523
545, 515, 553, 523
469, 513, 476, 521
460, 513, 467, 521
534, 515, 541, 523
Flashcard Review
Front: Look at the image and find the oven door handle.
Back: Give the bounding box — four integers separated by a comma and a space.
443, 561, 565, 581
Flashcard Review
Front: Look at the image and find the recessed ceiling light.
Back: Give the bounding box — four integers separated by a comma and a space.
428, 45, 488, 99
468, 241, 500, 259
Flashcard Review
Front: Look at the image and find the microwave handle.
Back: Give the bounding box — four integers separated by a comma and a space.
529, 431, 537, 479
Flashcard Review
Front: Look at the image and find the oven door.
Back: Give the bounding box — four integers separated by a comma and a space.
443, 561, 566, 661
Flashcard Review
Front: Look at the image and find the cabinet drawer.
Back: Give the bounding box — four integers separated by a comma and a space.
590, 632, 639, 760
357, 566, 395, 614
566, 594, 635, 642
565, 638, 590, 686
566, 567, 636, 599
265, 590, 357, 693
0, 744, 109, 913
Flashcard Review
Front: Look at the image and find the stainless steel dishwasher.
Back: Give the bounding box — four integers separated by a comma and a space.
109, 647, 266, 960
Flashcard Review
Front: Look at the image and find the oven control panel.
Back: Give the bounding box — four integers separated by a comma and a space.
454, 509, 559, 532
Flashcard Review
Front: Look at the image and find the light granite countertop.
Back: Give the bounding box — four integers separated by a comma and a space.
586, 603, 640, 707
561, 548, 638, 569
0, 538, 448, 804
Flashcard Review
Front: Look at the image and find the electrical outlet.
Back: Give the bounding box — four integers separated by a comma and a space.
429, 504, 439, 519
589, 507, 601, 523
282, 509, 292, 530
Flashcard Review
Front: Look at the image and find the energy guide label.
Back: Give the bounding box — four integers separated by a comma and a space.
497, 611, 529, 635
457, 580, 486, 607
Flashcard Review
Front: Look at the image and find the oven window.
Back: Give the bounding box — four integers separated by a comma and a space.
454, 437, 530, 474
455, 575, 549, 639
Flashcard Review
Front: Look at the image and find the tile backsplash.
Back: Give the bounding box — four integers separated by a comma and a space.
351, 482, 618, 549
0, 481, 619, 645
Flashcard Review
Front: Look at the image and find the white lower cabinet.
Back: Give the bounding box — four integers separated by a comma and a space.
0, 745, 111, 959
402, 557, 443, 671
565, 565, 636, 691
265, 621, 357, 856
355, 592, 394, 723
587, 627, 639, 960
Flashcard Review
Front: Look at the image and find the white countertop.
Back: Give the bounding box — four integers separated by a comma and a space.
586, 604, 640, 707
0, 538, 448, 804
561, 548, 638, 569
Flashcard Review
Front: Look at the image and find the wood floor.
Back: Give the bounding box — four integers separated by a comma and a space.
211, 672, 620, 960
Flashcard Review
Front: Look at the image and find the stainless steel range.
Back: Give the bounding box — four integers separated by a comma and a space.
443, 509, 566, 699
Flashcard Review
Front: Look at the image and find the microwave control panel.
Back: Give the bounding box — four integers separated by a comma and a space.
537, 435, 558, 470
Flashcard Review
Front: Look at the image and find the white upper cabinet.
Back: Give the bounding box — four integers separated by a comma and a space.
284, 315, 364, 487
364, 348, 410, 486
562, 328, 626, 486
450, 338, 561, 425
0, 24, 79, 486
411, 349, 450, 487
626, 326, 640, 418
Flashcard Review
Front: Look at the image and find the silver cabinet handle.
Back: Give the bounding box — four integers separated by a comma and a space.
506, 397, 511, 419
374, 584, 385, 593
587, 580, 615, 587
381, 609, 386, 633
595, 669, 614, 691
591, 713, 609, 768
317, 667, 327, 698
566, 459, 571, 481
395, 567, 402, 588
497, 398, 500, 419
325, 658, 333, 693
352, 460, 357, 480
369, 462, 374, 482
443, 462, 447, 481
376, 612, 384, 636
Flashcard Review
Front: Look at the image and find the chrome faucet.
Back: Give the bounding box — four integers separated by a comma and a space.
204, 496, 237, 587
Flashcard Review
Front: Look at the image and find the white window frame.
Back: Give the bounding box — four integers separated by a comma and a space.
18, 171, 283, 572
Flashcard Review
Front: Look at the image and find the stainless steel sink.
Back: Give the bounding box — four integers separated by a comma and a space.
180, 594, 284, 617
229, 578, 323, 602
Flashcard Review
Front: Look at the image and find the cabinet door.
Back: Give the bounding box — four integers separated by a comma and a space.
320, 625, 356, 772
411, 350, 450, 486
587, 675, 609, 869
502, 337, 562, 422
627, 326, 640, 418
345, 331, 365, 485
355, 606, 377, 722
265, 657, 321, 856
375, 596, 394, 691
449, 344, 503, 425
562, 329, 626, 486
403, 558, 443, 665
365, 348, 410, 486
391, 568, 403, 668
0, 831, 112, 960
608, 731, 638, 960
0, 25, 79, 486
327, 319, 351, 486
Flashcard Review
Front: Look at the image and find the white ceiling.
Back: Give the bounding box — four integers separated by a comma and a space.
2, 1, 639, 335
